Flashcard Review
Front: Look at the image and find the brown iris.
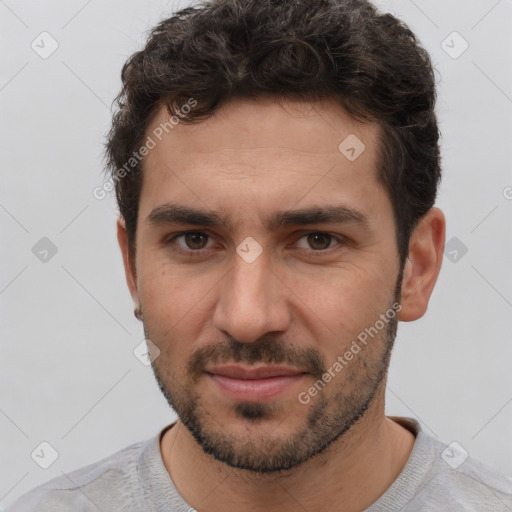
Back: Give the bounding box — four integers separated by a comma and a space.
184, 232, 209, 250
307, 233, 332, 250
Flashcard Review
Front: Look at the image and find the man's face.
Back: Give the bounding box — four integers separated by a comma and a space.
132, 97, 403, 473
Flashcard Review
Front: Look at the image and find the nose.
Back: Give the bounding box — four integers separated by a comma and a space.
212, 248, 291, 344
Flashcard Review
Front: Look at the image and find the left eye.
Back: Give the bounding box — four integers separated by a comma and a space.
295, 233, 341, 251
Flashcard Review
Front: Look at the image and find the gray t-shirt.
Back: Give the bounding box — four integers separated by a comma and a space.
6, 416, 512, 511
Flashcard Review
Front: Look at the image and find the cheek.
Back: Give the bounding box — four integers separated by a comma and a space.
287, 267, 394, 350
138, 251, 205, 312
138, 261, 216, 354
140, 277, 203, 330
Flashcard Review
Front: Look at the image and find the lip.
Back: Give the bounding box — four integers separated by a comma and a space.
205, 365, 306, 402
205, 364, 305, 379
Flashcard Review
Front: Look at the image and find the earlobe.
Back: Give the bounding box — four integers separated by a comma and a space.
397, 207, 446, 322
116, 217, 140, 309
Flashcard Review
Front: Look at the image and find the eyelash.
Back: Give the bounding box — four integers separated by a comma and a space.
163, 231, 347, 258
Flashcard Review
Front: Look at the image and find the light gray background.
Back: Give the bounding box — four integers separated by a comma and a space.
1, 0, 511, 507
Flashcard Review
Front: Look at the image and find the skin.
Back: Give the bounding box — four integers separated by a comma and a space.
117, 96, 446, 511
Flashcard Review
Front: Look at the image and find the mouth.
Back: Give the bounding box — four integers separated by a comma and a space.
205, 365, 307, 402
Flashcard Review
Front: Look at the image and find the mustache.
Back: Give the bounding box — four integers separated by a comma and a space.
186, 336, 326, 382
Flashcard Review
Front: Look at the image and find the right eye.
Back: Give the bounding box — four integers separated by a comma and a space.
165, 231, 214, 254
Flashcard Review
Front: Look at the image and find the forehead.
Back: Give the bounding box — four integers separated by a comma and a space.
139, 97, 388, 228
146, 96, 380, 163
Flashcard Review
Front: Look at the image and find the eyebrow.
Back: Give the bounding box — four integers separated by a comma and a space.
146, 203, 370, 231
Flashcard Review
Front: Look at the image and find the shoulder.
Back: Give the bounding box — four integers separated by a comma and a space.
423, 442, 512, 510
381, 417, 512, 511
5, 439, 148, 511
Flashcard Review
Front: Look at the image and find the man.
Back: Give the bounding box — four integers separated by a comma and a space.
8, 0, 512, 510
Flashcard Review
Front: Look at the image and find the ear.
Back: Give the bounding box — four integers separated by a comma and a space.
116, 216, 139, 308
398, 207, 446, 322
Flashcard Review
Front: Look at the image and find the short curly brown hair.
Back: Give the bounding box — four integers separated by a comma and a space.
105, 0, 441, 267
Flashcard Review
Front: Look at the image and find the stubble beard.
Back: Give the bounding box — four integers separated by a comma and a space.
147, 272, 403, 474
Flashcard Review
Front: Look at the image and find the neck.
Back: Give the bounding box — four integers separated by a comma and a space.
160, 386, 415, 512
